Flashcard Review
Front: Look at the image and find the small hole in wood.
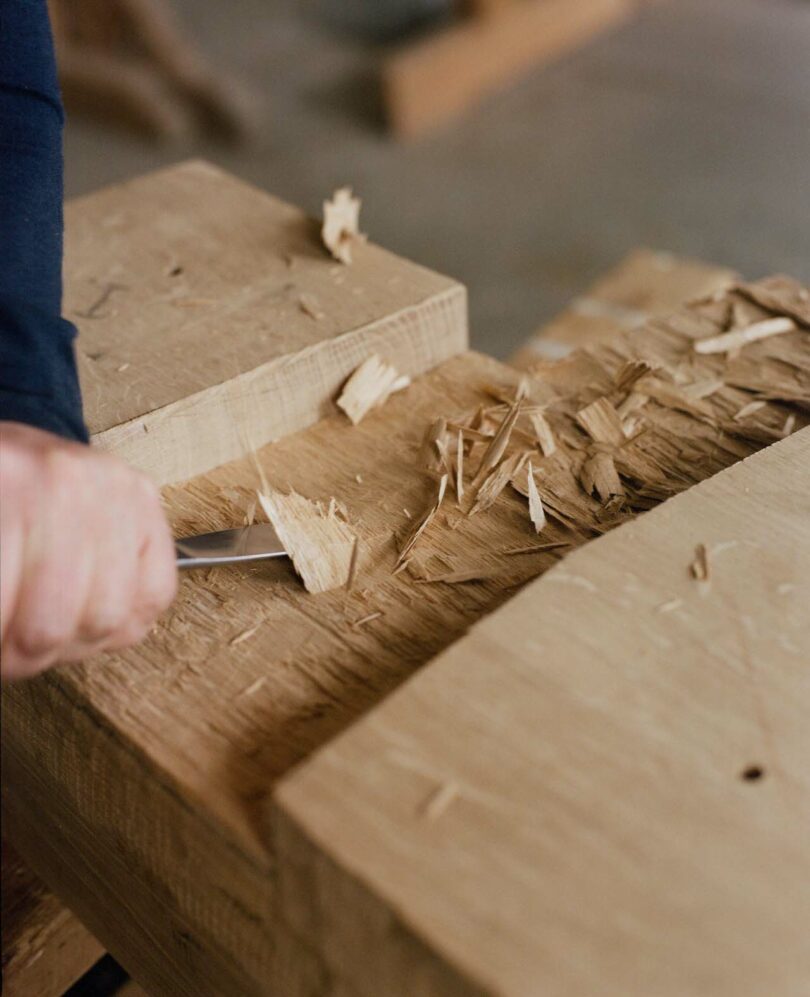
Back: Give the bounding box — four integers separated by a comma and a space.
169, 265, 184, 277
741, 765, 765, 782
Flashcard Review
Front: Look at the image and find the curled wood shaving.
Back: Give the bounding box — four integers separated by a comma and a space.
526, 461, 546, 533
258, 487, 357, 594
469, 451, 527, 516
336, 355, 410, 425
575, 397, 626, 446
694, 317, 796, 355
580, 450, 624, 504
690, 542, 710, 581
395, 474, 447, 570
529, 410, 556, 457
322, 187, 362, 264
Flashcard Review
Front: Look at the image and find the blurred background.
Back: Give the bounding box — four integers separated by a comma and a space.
59, 0, 810, 360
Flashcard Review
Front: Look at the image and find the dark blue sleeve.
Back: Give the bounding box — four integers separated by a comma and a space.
0, 0, 88, 442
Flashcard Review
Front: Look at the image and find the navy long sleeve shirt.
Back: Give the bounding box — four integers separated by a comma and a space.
0, 0, 88, 441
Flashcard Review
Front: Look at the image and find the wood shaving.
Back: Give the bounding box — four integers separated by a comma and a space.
469, 451, 527, 516
229, 624, 261, 646
505, 542, 569, 555
783, 413, 797, 437
352, 611, 383, 629
735, 275, 810, 327
415, 568, 505, 585
526, 461, 546, 533
575, 397, 626, 446
529, 410, 556, 457
395, 474, 447, 570
689, 543, 710, 581
258, 487, 357, 594
614, 359, 653, 393
418, 781, 459, 821
298, 293, 325, 320
346, 537, 361, 591
322, 186, 362, 264
241, 676, 267, 697
473, 397, 522, 483
580, 450, 624, 503
422, 417, 449, 472
694, 317, 796, 355
733, 400, 767, 422
616, 392, 649, 420
455, 429, 464, 504
336, 355, 410, 425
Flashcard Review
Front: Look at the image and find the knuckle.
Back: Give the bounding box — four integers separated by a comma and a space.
12, 618, 70, 659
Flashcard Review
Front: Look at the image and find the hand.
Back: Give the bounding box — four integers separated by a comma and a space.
1, 422, 177, 681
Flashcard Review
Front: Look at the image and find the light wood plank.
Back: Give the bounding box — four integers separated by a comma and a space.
67, 160, 467, 484
1, 842, 104, 997
384, 0, 638, 138
510, 248, 737, 367
273, 425, 810, 996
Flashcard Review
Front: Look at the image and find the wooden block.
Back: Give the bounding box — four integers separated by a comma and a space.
384, 0, 637, 138
5, 269, 807, 994
510, 247, 737, 367
1, 841, 104, 997
67, 160, 467, 484
273, 424, 810, 996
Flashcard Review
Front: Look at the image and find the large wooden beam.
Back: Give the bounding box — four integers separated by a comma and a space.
4, 266, 806, 993
67, 160, 467, 484
273, 425, 810, 996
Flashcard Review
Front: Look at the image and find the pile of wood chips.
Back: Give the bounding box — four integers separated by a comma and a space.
390, 276, 809, 579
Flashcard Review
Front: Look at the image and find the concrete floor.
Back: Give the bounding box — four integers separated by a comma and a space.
64, 0, 810, 360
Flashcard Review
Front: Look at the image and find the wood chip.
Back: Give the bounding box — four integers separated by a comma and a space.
694, 317, 796, 355
633, 375, 714, 418
529, 410, 556, 457
352, 611, 383, 629
782, 413, 797, 437
575, 397, 626, 446
257, 487, 357, 594
473, 398, 522, 483
526, 461, 546, 533
336, 355, 410, 425
689, 543, 710, 581
455, 428, 464, 504
298, 292, 325, 320
733, 400, 767, 422
322, 186, 362, 264
422, 417, 449, 472
614, 359, 653, 393
395, 474, 447, 569
580, 450, 624, 503
469, 451, 527, 516
229, 624, 261, 646
418, 781, 459, 821
346, 536, 361, 591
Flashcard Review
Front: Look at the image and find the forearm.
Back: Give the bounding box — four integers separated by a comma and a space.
0, 0, 87, 442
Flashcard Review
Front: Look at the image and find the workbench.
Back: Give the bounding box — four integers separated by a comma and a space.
3, 162, 809, 996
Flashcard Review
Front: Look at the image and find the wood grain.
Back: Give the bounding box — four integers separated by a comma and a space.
67, 160, 466, 484
510, 247, 737, 367
384, 0, 638, 138
1, 841, 104, 997
4, 270, 806, 993
274, 425, 810, 997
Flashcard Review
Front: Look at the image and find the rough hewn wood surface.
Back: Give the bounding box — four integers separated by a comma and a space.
67, 160, 466, 483
3, 276, 807, 994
